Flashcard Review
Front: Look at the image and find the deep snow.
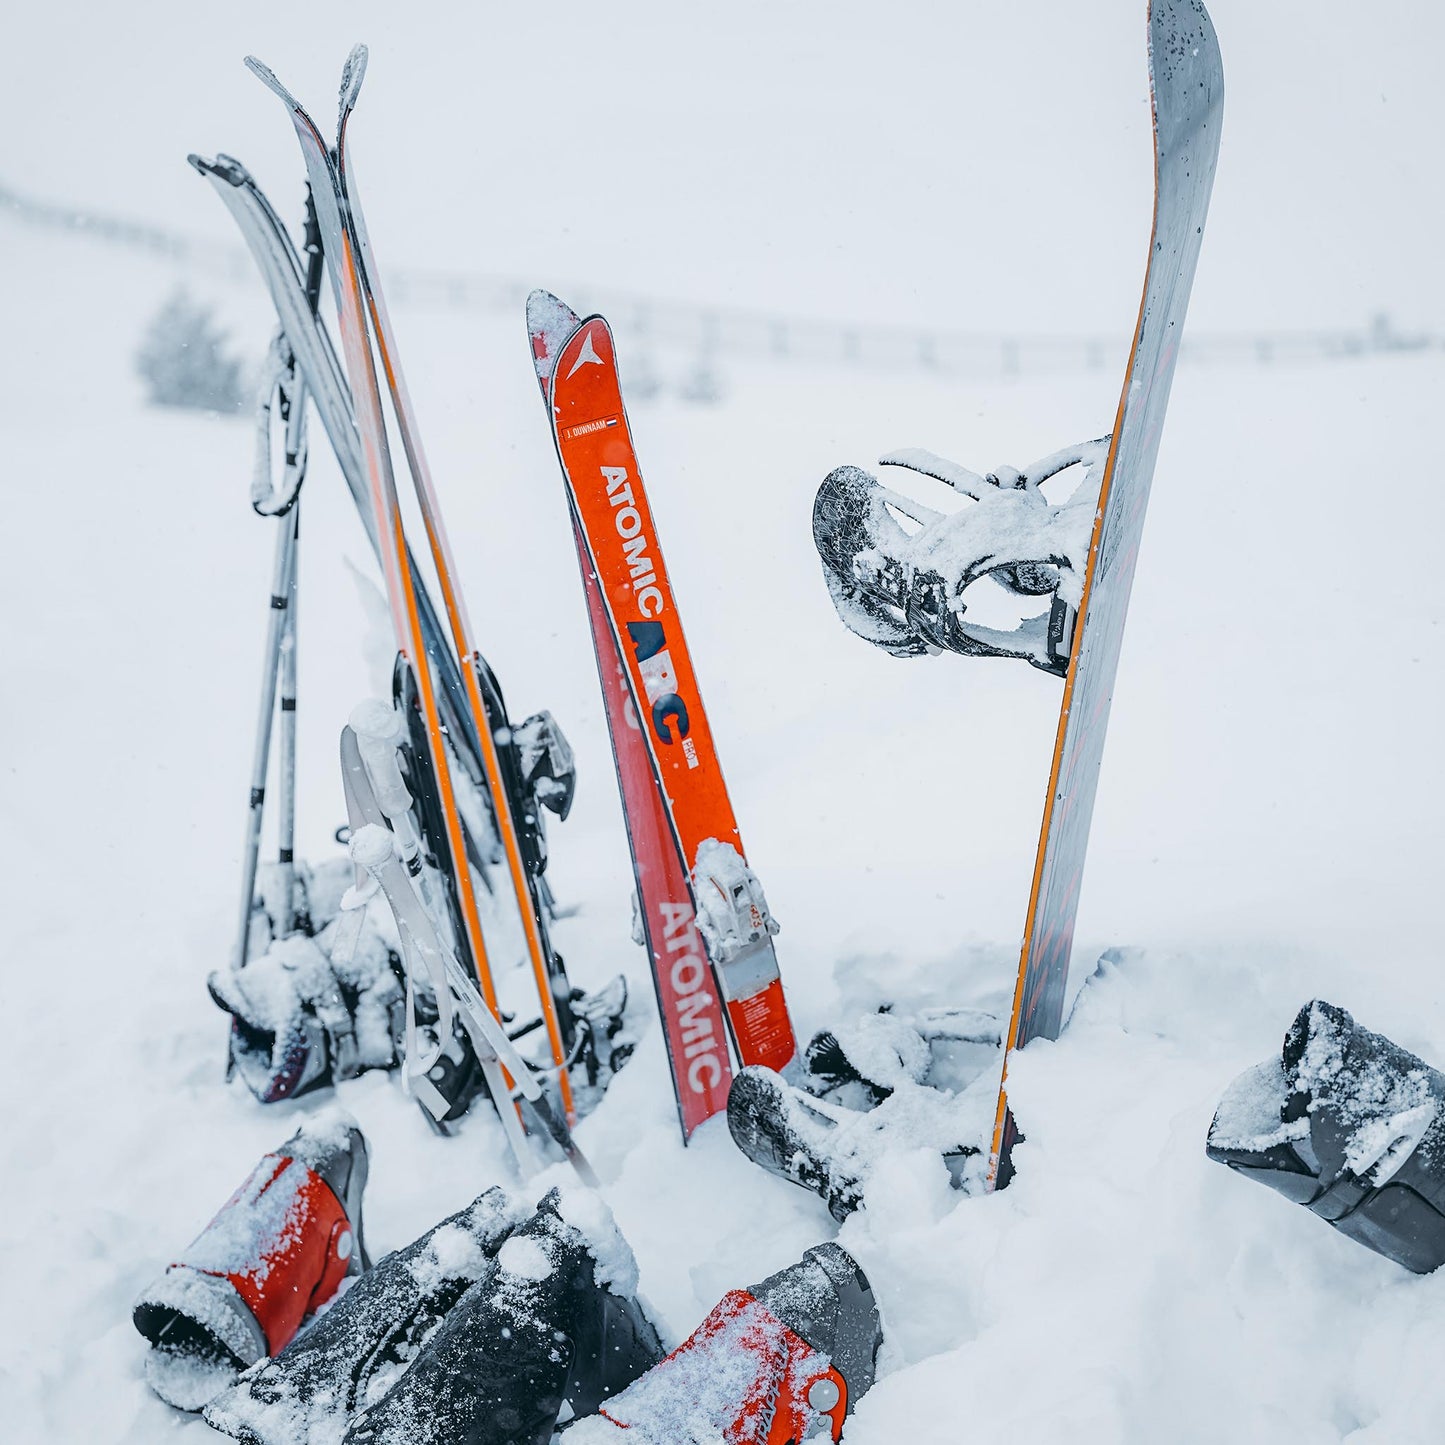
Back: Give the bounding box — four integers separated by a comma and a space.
3, 4, 1445, 1440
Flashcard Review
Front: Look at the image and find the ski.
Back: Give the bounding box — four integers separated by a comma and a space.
329, 48, 577, 1116
192, 151, 601, 1118
189, 154, 488, 845
528, 293, 734, 1140
243, 55, 512, 1081
987, 0, 1223, 1187
537, 300, 801, 1081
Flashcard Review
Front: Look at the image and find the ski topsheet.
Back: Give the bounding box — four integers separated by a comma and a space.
529, 294, 734, 1140
537, 301, 801, 1095
988, 0, 1223, 1187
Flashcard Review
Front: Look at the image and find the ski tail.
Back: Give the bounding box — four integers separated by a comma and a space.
528, 291, 734, 1140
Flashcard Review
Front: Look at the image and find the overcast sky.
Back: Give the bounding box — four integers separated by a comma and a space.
3, 1, 1442, 336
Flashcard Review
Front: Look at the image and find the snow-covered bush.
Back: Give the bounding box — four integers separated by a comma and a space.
135, 290, 247, 414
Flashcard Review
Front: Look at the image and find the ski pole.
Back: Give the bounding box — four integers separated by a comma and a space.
273, 191, 324, 937
231, 188, 323, 967
232, 503, 299, 970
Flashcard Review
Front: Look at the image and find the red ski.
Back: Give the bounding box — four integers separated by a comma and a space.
534, 298, 801, 1094
528, 294, 734, 1140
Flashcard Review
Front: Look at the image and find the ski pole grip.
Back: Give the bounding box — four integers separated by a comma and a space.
349, 699, 412, 820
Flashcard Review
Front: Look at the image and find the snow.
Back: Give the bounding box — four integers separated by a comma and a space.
496, 1235, 554, 1284
553, 1185, 642, 1298
1206, 1059, 1303, 1153
3, 3, 1445, 1441
571, 1290, 824, 1445
828, 1012, 932, 1091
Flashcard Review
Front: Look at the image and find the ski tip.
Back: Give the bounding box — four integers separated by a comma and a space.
244, 55, 297, 108
188, 152, 248, 186
526, 290, 584, 389
339, 44, 368, 117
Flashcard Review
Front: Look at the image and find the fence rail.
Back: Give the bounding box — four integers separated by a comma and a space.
5, 177, 1440, 379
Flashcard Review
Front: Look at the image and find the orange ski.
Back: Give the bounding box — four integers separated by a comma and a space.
529, 293, 733, 1139
546, 310, 799, 1077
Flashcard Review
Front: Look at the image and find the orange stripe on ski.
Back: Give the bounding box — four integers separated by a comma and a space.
363, 285, 575, 1123
330, 218, 503, 1030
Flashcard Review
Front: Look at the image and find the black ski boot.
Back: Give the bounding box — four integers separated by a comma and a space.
567, 1242, 883, 1443
133, 1113, 370, 1411
342, 1188, 663, 1444
1208, 999, 1445, 1273
205, 1187, 525, 1443
728, 1066, 865, 1222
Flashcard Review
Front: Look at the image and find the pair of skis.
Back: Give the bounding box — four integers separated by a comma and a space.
529, 298, 803, 1141
240, 50, 582, 1148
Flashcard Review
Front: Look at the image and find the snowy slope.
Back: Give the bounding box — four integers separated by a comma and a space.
3, 4, 1445, 1441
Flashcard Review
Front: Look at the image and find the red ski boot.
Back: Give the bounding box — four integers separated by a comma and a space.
132, 1111, 370, 1410
570, 1242, 882, 1443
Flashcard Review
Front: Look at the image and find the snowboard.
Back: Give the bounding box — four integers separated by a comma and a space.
537, 304, 802, 1090
989, 0, 1224, 1187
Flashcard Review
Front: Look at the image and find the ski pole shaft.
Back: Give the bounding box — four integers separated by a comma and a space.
233, 509, 299, 970
275, 503, 299, 934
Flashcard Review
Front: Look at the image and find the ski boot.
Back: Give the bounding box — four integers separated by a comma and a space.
133, 1112, 370, 1410
205, 1186, 527, 1443
729, 1064, 979, 1221
728, 1067, 867, 1222
1208, 999, 1445, 1273
339, 1187, 663, 1444
567, 1242, 883, 1443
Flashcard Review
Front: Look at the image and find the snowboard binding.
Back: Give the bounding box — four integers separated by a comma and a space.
729, 1009, 992, 1220
812, 438, 1108, 675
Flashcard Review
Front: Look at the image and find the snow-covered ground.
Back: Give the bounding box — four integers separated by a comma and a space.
3, 3, 1444, 1440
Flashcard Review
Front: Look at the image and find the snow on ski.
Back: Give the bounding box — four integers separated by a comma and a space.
541, 306, 800, 1080
988, 0, 1224, 1188
528, 292, 734, 1140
